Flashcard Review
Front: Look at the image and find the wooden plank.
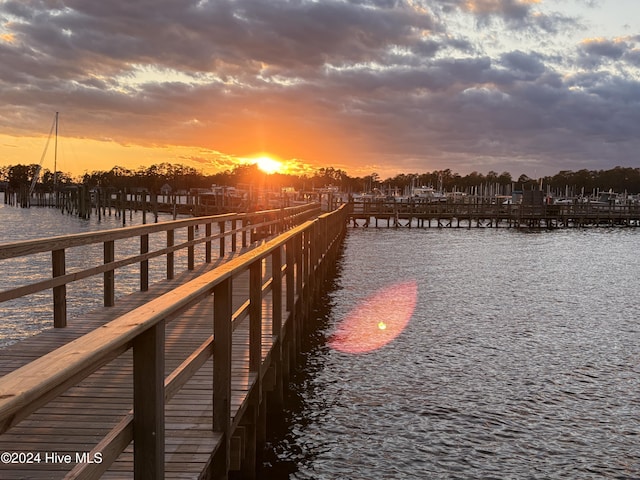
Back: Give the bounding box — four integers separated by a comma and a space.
164, 336, 213, 402
64, 414, 133, 480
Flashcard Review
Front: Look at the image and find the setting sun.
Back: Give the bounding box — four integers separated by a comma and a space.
254, 155, 283, 174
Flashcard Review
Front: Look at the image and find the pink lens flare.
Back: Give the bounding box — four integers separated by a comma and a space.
328, 280, 418, 354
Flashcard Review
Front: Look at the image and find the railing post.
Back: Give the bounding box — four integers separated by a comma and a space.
295, 233, 303, 300
133, 320, 165, 480
272, 247, 282, 337
279, 205, 285, 234
188, 225, 195, 270
268, 212, 275, 236
242, 218, 248, 248
218, 221, 226, 257
205, 223, 212, 263
315, 218, 322, 270
308, 223, 316, 300
249, 260, 262, 372
213, 278, 232, 477
302, 229, 309, 293
52, 249, 66, 328
286, 239, 295, 316
140, 234, 149, 292
318, 216, 327, 279
231, 219, 237, 252
166, 229, 174, 280
104, 240, 115, 307
294, 233, 303, 346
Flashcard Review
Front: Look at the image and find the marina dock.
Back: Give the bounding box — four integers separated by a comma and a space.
0, 203, 347, 479
346, 199, 640, 228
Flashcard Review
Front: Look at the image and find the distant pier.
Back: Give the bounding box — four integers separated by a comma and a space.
3, 187, 258, 222
346, 199, 640, 228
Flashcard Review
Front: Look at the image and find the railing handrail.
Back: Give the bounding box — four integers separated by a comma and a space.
0, 204, 349, 479
0, 204, 316, 259
0, 203, 321, 327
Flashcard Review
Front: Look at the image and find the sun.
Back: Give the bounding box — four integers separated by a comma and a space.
254, 155, 283, 174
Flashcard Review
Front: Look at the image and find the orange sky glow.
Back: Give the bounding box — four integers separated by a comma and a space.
0, 109, 380, 179
0, 126, 355, 180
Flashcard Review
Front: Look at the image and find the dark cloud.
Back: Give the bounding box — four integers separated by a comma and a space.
579, 38, 626, 63
500, 50, 546, 76
576, 37, 638, 71
460, 0, 532, 23
436, 0, 578, 33
1, 0, 639, 177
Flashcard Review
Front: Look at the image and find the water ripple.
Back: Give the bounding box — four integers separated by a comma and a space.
262, 228, 640, 479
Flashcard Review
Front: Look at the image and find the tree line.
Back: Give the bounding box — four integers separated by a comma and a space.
1, 162, 639, 195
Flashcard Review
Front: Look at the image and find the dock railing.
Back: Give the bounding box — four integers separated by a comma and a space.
0, 203, 320, 328
0, 204, 348, 479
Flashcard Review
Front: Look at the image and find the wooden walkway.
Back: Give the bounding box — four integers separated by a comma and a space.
0, 261, 269, 478
0, 206, 348, 479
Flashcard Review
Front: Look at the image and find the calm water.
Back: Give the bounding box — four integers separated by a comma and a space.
0, 195, 195, 347
262, 227, 640, 479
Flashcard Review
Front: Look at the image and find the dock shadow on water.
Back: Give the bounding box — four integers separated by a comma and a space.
258, 256, 345, 480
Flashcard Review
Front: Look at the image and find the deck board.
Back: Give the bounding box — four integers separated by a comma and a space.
0, 250, 288, 479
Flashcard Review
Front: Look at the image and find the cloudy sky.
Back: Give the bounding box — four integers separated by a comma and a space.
1, 0, 639, 179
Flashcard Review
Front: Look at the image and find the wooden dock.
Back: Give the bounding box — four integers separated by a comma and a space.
3, 187, 302, 220
0, 204, 348, 479
346, 199, 640, 228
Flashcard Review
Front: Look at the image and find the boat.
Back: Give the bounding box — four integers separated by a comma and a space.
596, 191, 620, 205
411, 186, 447, 203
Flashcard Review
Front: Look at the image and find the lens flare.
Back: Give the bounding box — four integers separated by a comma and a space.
329, 280, 418, 354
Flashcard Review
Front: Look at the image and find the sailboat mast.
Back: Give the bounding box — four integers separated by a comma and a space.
53, 112, 59, 190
